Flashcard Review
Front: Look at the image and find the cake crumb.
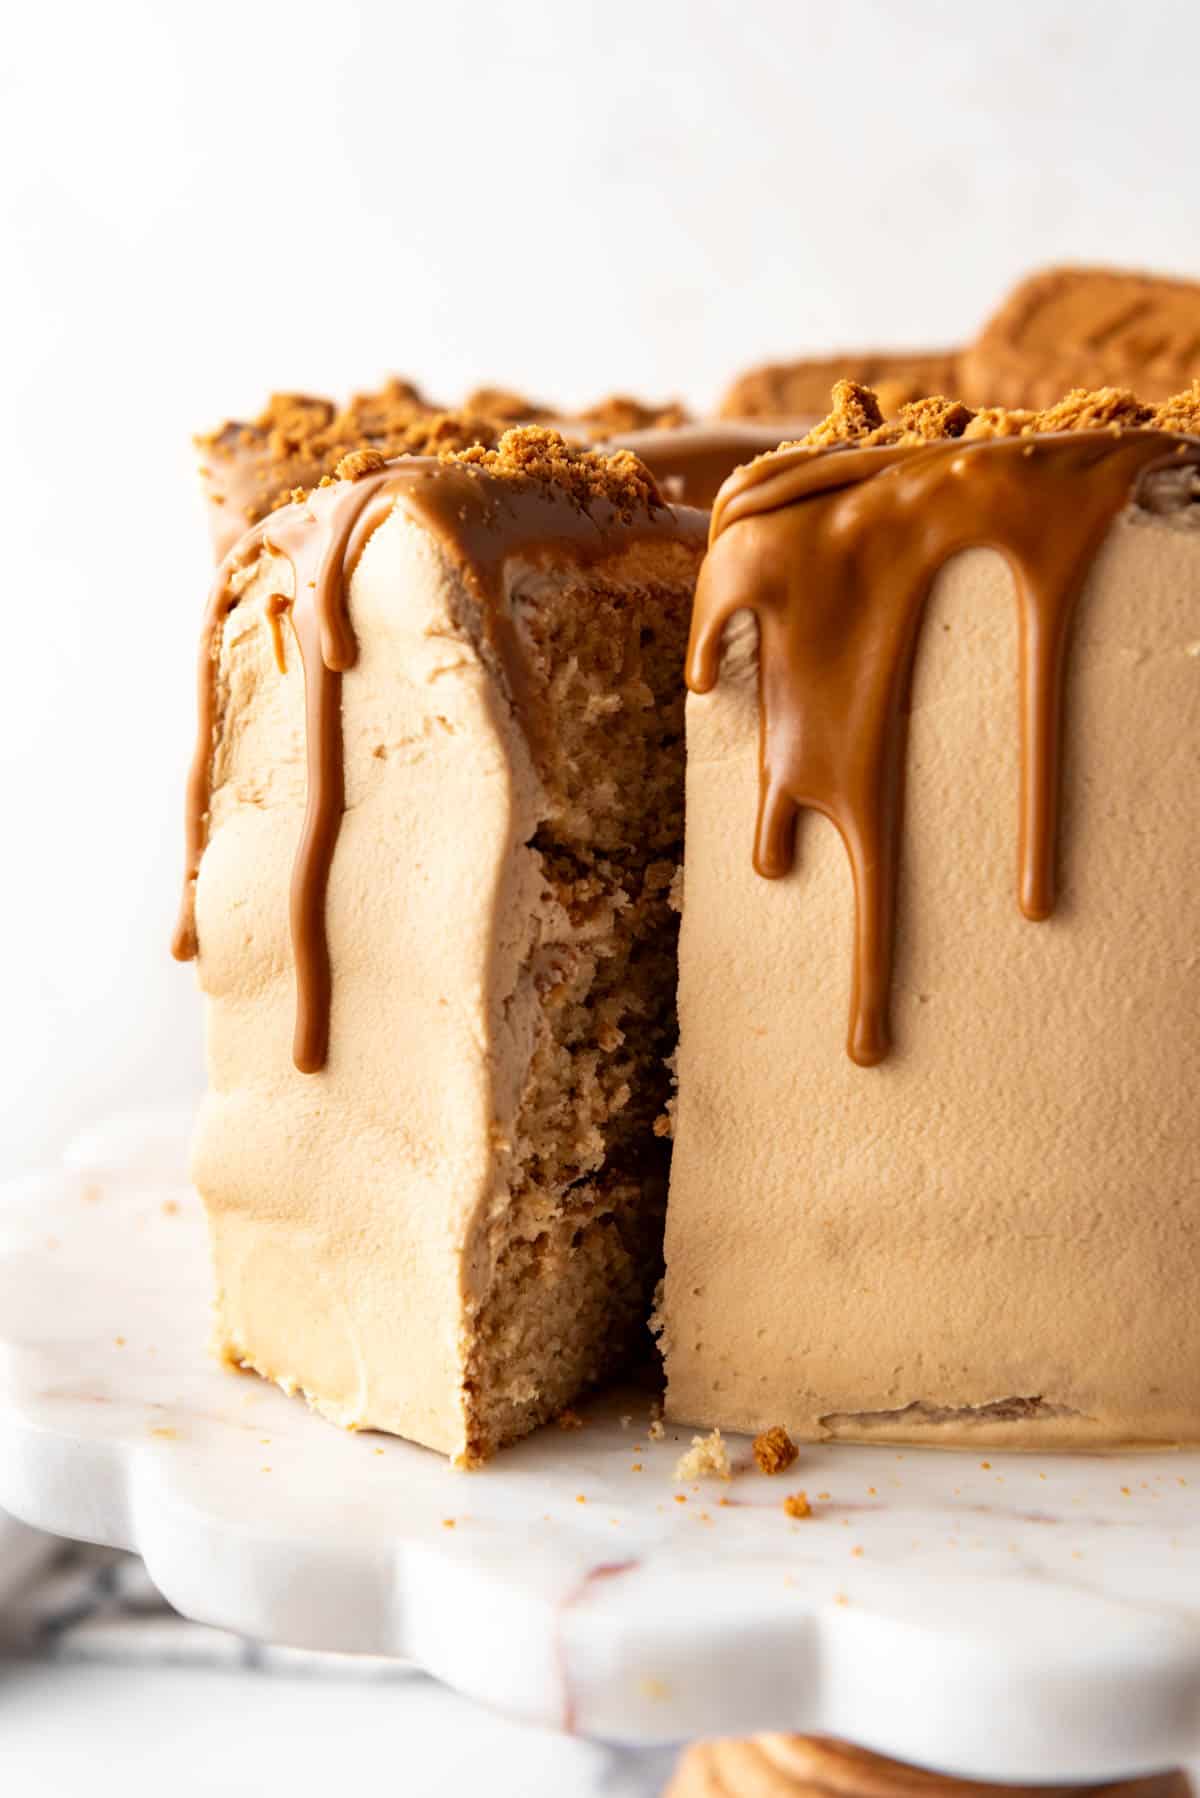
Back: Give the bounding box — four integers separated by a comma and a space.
442, 1518, 456, 1529
753, 1425, 798, 1476
619, 1414, 632, 1429
556, 1409, 584, 1430
783, 1491, 812, 1519
648, 1418, 666, 1441
674, 1428, 732, 1482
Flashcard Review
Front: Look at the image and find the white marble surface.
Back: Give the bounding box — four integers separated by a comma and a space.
3, 1115, 1200, 1782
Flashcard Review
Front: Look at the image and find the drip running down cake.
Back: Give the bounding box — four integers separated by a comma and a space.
662, 382, 1200, 1448
174, 429, 705, 1462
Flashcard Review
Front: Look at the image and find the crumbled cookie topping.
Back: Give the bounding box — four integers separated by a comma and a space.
446, 426, 663, 514
784, 378, 1200, 457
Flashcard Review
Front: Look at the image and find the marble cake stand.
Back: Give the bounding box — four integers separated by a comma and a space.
2, 1112, 1199, 1783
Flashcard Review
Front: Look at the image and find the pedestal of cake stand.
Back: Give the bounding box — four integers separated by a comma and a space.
663, 1738, 1194, 1798
2, 1111, 1200, 1782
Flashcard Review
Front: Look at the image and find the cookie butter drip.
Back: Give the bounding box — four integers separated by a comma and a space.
689, 429, 1199, 1066
175, 442, 703, 1073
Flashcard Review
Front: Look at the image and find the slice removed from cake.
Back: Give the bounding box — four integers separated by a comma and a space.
176, 429, 705, 1462
663, 381, 1200, 1449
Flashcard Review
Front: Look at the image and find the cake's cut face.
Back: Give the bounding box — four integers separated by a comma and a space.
177, 429, 706, 1462
961, 265, 1200, 410
719, 350, 962, 423
663, 381, 1200, 1449
198, 382, 690, 560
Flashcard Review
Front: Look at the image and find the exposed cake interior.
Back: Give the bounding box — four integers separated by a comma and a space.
449, 437, 694, 1459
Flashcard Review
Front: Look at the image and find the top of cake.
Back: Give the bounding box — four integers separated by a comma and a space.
785, 378, 1200, 456
443, 426, 665, 517
692, 382, 1200, 1072
198, 378, 687, 553
262, 426, 669, 524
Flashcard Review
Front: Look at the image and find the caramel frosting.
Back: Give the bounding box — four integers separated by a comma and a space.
175, 429, 703, 1073
689, 383, 1200, 1065
665, 1737, 1191, 1798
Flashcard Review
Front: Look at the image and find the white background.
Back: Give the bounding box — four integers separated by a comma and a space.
3, 0, 1200, 1172
2, 5, 1199, 1792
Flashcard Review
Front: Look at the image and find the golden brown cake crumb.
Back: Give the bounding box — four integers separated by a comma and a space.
674, 1428, 732, 1481
447, 426, 664, 515
753, 1425, 798, 1476
782, 1491, 811, 1519
556, 1408, 584, 1430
